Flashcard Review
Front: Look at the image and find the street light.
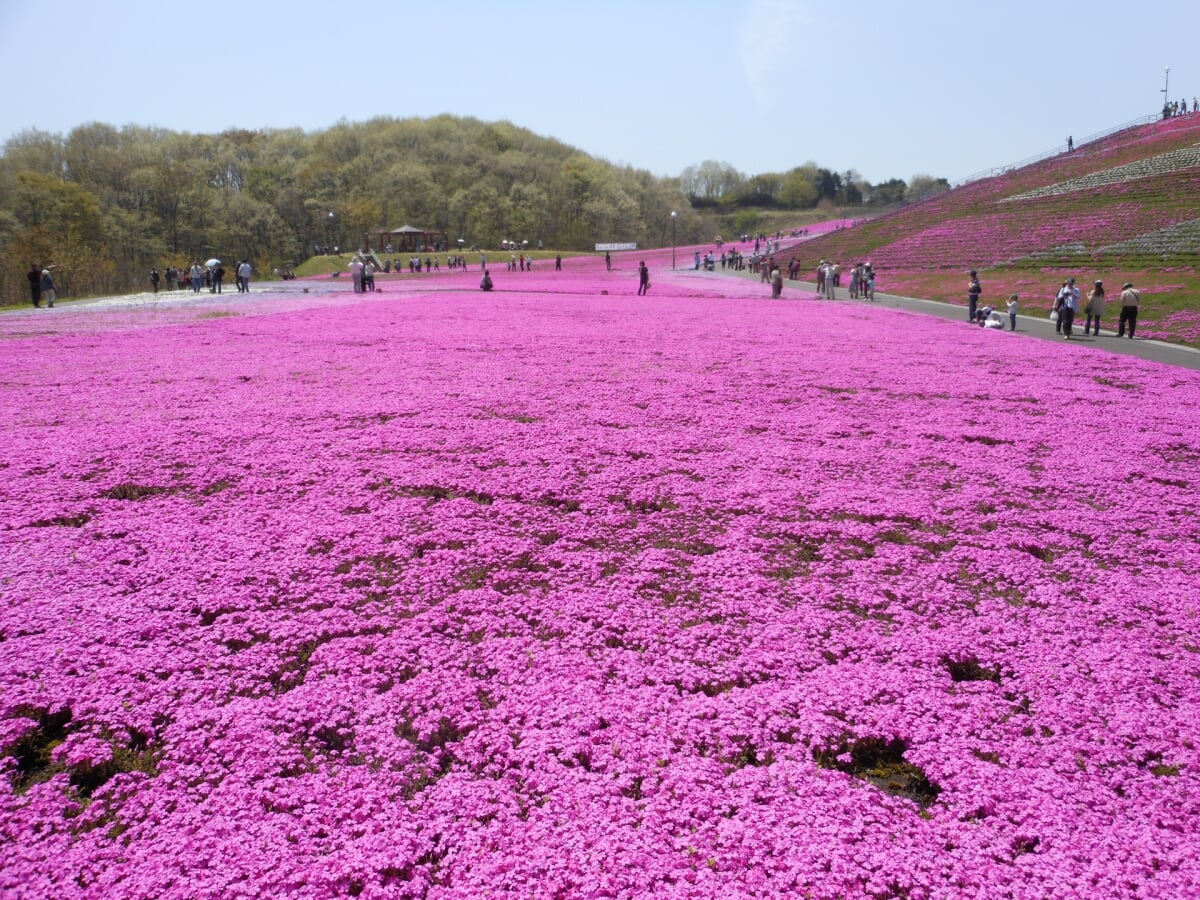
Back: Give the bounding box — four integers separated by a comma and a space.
327, 211, 336, 252
671, 210, 677, 270
1162, 66, 1171, 117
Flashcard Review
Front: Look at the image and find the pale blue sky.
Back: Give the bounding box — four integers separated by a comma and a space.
1, 0, 1195, 185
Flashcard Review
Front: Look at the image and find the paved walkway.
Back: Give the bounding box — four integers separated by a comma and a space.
693, 265, 1200, 372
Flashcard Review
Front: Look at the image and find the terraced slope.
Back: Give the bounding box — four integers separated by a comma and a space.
794, 115, 1200, 345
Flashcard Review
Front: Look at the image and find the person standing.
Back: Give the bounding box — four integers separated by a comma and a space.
40, 269, 56, 307
211, 264, 225, 294
1118, 282, 1141, 338
1085, 280, 1106, 336
771, 264, 783, 299
967, 270, 982, 321
27, 263, 42, 307
555, 254, 562, 271
349, 257, 364, 293
606, 251, 612, 272
190, 260, 204, 293
1060, 278, 1080, 338
1052, 281, 1067, 333
637, 261, 650, 296
237, 260, 251, 293
1007, 294, 1019, 331
150, 268, 160, 293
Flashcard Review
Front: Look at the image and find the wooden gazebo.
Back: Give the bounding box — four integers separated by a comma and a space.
375, 225, 449, 254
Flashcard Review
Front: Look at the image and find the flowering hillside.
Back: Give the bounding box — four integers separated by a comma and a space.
3, 268, 1200, 898
794, 115, 1200, 344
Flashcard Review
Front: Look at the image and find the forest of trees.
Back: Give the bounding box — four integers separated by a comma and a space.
0, 115, 948, 301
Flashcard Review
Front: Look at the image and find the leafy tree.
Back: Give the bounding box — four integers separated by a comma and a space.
871, 178, 908, 206
778, 168, 819, 209
681, 160, 744, 206
907, 174, 950, 200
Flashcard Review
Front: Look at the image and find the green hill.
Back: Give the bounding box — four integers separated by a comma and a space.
793, 115, 1200, 346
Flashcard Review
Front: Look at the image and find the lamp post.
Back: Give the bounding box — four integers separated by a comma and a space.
327, 211, 336, 252
671, 210, 677, 270
1162, 67, 1171, 117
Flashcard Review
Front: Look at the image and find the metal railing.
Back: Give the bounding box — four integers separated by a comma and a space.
841, 112, 1168, 228
950, 112, 1161, 187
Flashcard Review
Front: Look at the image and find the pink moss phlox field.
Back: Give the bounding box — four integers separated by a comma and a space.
3, 267, 1200, 899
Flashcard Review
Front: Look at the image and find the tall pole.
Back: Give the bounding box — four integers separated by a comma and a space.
1162, 66, 1170, 116
671, 210, 677, 270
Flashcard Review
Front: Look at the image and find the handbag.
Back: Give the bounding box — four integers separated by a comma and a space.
1049, 310, 1059, 322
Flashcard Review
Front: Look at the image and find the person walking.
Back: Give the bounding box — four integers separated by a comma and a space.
637, 261, 650, 296
27, 263, 42, 307
1118, 282, 1141, 338
771, 264, 783, 299
1085, 280, 1106, 336
967, 270, 982, 321
40, 269, 56, 307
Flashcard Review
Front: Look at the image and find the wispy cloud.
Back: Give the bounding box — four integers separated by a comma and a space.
739, 0, 812, 110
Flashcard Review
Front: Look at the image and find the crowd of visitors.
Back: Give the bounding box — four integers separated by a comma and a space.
1162, 97, 1199, 119
1045, 276, 1140, 339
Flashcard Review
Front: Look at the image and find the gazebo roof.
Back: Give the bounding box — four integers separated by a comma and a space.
385, 225, 428, 234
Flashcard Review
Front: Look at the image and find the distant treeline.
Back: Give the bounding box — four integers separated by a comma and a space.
0, 115, 946, 299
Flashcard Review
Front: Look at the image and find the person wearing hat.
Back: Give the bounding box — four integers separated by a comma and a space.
1118, 282, 1141, 338
1085, 280, 1106, 336
967, 270, 982, 321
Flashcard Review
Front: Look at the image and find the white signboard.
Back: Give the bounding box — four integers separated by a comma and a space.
595, 243, 637, 251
